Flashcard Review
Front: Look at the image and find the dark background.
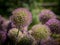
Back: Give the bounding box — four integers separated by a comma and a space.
0, 0, 60, 18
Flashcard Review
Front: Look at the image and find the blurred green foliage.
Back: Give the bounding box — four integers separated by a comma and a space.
0, 0, 60, 18
28, 8, 42, 30
51, 34, 60, 39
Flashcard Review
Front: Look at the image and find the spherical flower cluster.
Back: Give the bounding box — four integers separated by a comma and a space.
8, 28, 19, 40
0, 15, 11, 32
45, 18, 60, 34
39, 9, 56, 24
0, 31, 6, 42
0, 17, 16, 32
31, 24, 51, 40
1, 20, 10, 31
8, 28, 23, 42
10, 8, 32, 29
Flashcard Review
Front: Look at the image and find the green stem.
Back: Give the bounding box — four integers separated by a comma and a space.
15, 27, 20, 45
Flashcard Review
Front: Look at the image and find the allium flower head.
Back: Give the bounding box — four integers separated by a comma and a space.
10, 8, 32, 29
1, 20, 10, 31
31, 24, 51, 40
8, 28, 19, 39
39, 9, 56, 24
45, 18, 60, 34
8, 28, 23, 41
0, 31, 6, 42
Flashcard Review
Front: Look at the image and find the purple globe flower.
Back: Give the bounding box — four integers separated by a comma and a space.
0, 15, 16, 32
10, 8, 32, 30
45, 18, 60, 34
8, 28, 19, 39
0, 31, 6, 42
0, 15, 9, 32
31, 24, 51, 40
39, 9, 57, 24
1, 20, 10, 31
8, 28, 23, 41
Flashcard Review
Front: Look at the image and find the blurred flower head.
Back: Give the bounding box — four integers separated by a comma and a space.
39, 9, 56, 24
10, 8, 32, 29
1, 20, 10, 31
31, 24, 51, 40
8, 28, 18, 40
0, 15, 10, 32
45, 18, 60, 34
8, 28, 23, 42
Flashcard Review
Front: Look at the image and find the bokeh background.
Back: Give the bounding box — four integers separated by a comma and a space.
0, 0, 60, 18
0, 0, 60, 45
